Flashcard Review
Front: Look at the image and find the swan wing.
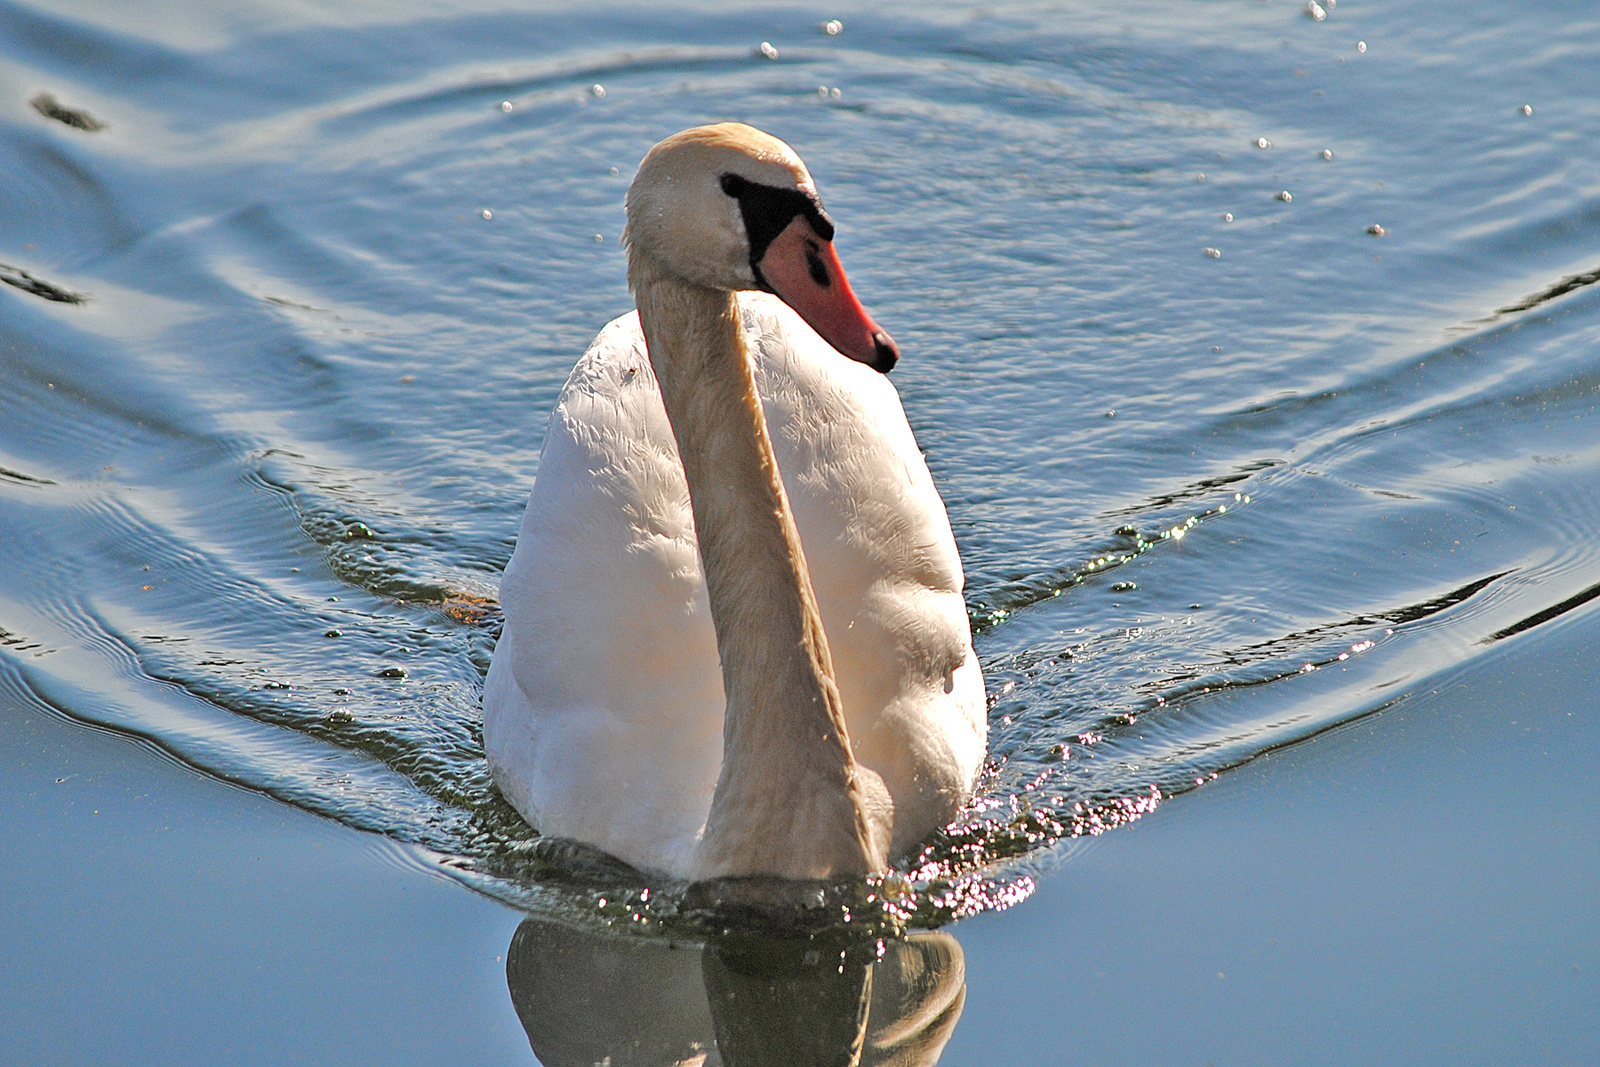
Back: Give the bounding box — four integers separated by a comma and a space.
744, 294, 986, 856
485, 312, 722, 876
485, 296, 985, 876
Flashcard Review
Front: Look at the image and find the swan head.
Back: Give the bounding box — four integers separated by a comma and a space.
625, 123, 899, 372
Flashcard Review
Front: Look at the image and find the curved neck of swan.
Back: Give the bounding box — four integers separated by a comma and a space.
631, 259, 886, 881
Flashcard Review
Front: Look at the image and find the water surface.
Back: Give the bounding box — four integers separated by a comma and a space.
3, 0, 1598, 951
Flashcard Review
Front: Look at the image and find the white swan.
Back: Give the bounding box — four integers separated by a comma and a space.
483, 123, 985, 882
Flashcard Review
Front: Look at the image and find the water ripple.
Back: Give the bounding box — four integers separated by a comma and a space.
4, 0, 1600, 935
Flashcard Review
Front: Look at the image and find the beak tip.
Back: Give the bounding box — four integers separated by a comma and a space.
870, 331, 899, 374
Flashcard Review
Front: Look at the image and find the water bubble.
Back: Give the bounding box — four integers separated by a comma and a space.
823, 19, 843, 35
590, 84, 606, 98
1357, 40, 1367, 52
499, 100, 513, 113
608, 166, 619, 176
1306, 0, 1326, 21
1222, 212, 1233, 222
593, 234, 604, 243
831, 87, 842, 99
1320, 148, 1334, 160
1521, 103, 1534, 116
819, 85, 830, 97
1204, 247, 1222, 258
1195, 172, 1206, 182
1366, 223, 1386, 236
1255, 137, 1271, 149
479, 209, 493, 220
1276, 190, 1293, 202
759, 41, 780, 60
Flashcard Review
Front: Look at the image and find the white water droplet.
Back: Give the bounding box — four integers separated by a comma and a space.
1222, 212, 1233, 222
759, 41, 779, 59
499, 100, 513, 113
590, 84, 606, 98
479, 209, 493, 220
1357, 40, 1367, 53
1256, 137, 1271, 149
1306, 1, 1326, 21
1366, 223, 1386, 236
1204, 246, 1222, 258
1277, 190, 1293, 202
823, 19, 843, 35
1521, 103, 1534, 116
1321, 148, 1334, 160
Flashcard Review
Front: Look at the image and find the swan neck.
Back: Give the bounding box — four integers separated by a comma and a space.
631, 261, 882, 880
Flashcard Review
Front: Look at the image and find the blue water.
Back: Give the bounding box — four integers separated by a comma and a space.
3, 0, 1598, 998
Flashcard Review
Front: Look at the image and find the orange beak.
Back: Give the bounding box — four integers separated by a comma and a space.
754, 217, 899, 373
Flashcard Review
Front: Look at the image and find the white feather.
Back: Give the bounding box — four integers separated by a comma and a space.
484, 293, 985, 879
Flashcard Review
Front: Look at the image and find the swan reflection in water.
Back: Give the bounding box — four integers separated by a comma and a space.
506, 919, 965, 1066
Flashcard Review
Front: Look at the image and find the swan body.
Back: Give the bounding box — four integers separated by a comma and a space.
484, 124, 985, 881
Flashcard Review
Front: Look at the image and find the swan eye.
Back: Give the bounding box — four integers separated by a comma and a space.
718, 172, 836, 264
803, 239, 830, 288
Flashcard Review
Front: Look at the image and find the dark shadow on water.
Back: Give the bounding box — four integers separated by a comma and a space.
28, 91, 106, 131
1485, 577, 1600, 643
1496, 263, 1600, 315
506, 918, 965, 1067
0, 261, 86, 303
